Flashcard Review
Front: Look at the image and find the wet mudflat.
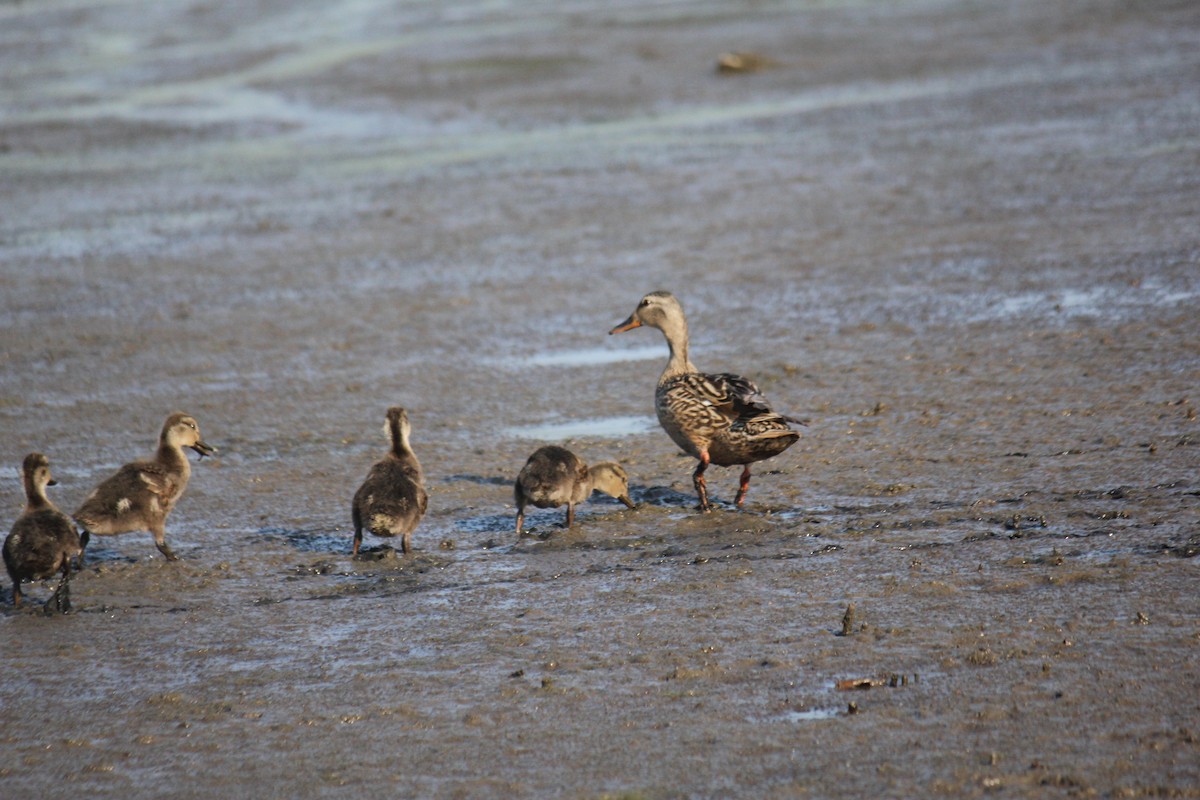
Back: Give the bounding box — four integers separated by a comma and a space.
2, 0, 1198, 797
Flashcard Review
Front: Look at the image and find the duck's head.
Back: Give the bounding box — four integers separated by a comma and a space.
163, 412, 216, 458
589, 462, 637, 509
21, 452, 55, 489
609, 291, 685, 336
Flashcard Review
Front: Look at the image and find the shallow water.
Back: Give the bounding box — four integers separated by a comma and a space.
2, 0, 1200, 798
503, 415, 658, 440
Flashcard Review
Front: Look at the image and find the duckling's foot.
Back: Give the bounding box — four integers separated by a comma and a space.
156, 542, 180, 561
42, 589, 70, 615
49, 568, 72, 614
46, 589, 71, 615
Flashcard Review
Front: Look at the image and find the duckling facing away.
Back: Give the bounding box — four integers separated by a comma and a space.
514, 445, 636, 535
352, 407, 428, 556
610, 291, 802, 511
74, 412, 215, 562
4, 453, 83, 612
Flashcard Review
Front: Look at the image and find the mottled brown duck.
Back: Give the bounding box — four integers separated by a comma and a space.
351, 406, 428, 556
514, 445, 635, 535
610, 291, 801, 511
4, 453, 83, 612
74, 412, 215, 562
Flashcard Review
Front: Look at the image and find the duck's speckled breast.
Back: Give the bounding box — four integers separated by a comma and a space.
654, 377, 731, 458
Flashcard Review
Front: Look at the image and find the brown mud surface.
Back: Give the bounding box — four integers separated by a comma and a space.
2, 0, 1198, 797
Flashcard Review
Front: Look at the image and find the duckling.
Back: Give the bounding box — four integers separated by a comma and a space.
351, 406, 428, 556
514, 445, 636, 535
74, 412, 215, 562
4, 453, 83, 612
610, 291, 802, 511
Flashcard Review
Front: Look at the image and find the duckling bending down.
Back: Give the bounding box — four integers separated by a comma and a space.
352, 407, 428, 556
610, 291, 802, 511
514, 445, 636, 535
74, 412, 215, 562
4, 453, 83, 612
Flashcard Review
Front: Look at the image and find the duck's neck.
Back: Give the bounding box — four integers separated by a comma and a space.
158, 439, 192, 475
658, 317, 697, 381
24, 478, 51, 512
389, 422, 417, 464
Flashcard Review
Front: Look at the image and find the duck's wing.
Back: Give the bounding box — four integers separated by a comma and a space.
703, 372, 804, 427
133, 461, 182, 498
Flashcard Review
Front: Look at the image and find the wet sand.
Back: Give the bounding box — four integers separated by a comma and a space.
2, 0, 1198, 797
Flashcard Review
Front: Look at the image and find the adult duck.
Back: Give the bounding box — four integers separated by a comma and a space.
609, 291, 800, 511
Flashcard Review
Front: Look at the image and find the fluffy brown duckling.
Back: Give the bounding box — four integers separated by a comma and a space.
74, 412, 215, 562
610, 291, 802, 511
4, 453, 83, 612
352, 406, 428, 556
514, 445, 636, 535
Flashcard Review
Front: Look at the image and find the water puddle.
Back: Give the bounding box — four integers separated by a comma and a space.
504, 415, 656, 440
970, 281, 1198, 325
780, 707, 842, 722
519, 345, 662, 368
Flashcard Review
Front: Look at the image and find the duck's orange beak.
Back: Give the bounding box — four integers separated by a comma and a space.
609, 315, 642, 335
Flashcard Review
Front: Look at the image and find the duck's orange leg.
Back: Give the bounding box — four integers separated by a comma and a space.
693, 451, 712, 512
735, 465, 752, 507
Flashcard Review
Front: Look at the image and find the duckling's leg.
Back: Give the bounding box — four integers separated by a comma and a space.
76, 528, 90, 569
400, 530, 412, 555
46, 560, 71, 615
10, 581, 22, 609
150, 524, 179, 562
566, 503, 579, 529
734, 465, 752, 508
693, 452, 712, 512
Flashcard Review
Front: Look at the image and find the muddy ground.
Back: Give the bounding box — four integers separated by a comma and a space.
2, 0, 1198, 797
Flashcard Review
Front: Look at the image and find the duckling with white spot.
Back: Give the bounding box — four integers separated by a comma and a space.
74, 412, 215, 562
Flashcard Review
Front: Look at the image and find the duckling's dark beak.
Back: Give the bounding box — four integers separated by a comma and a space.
618, 494, 636, 509
191, 440, 217, 459
609, 315, 641, 335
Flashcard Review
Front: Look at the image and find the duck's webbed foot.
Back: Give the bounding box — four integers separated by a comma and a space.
155, 540, 180, 562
